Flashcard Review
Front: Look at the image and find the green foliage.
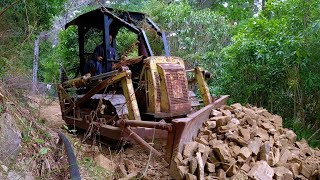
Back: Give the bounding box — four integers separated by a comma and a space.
218, 0, 320, 125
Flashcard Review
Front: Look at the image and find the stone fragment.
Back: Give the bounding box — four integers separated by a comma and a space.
201, 146, 211, 163
248, 161, 274, 180
239, 147, 252, 160
241, 164, 251, 173
118, 172, 138, 180
239, 128, 251, 141
212, 144, 231, 162
231, 103, 242, 110
205, 162, 215, 173
285, 130, 297, 143
273, 166, 293, 180
223, 164, 238, 177
271, 115, 283, 126
205, 121, 216, 129
261, 123, 275, 130
289, 163, 300, 178
221, 109, 232, 117
230, 172, 249, 180
94, 154, 114, 171
186, 173, 197, 180
116, 162, 127, 178
278, 149, 291, 164
196, 152, 205, 180
248, 138, 262, 155
260, 143, 271, 161
217, 169, 226, 180
211, 109, 222, 117
211, 116, 230, 128
226, 133, 248, 146
124, 159, 135, 173
257, 128, 269, 141
299, 162, 317, 179
231, 118, 240, 125
197, 137, 209, 146
189, 157, 198, 175
174, 152, 184, 165
183, 142, 198, 158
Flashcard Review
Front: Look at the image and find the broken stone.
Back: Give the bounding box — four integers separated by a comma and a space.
230, 172, 249, 180
226, 133, 248, 146
257, 128, 269, 141
239, 147, 252, 160
177, 166, 189, 180
231, 118, 240, 125
205, 162, 215, 173
116, 162, 127, 178
189, 157, 197, 175
221, 109, 232, 117
289, 163, 300, 178
241, 164, 251, 173
196, 152, 205, 180
231, 103, 242, 110
248, 138, 262, 155
299, 162, 317, 179
248, 161, 274, 180
94, 154, 114, 171
239, 128, 251, 141
273, 166, 293, 180
186, 173, 197, 180
217, 169, 226, 180
205, 121, 216, 129
285, 130, 297, 143
278, 149, 291, 165
211, 109, 222, 117
183, 142, 198, 158
212, 144, 231, 162
124, 159, 135, 173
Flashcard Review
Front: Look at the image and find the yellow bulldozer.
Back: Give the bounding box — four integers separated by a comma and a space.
57, 7, 228, 176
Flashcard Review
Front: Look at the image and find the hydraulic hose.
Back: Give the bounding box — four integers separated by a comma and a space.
57, 131, 81, 180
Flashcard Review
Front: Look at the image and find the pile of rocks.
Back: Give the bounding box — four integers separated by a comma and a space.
173, 103, 320, 180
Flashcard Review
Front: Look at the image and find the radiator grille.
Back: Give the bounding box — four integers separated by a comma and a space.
164, 69, 189, 104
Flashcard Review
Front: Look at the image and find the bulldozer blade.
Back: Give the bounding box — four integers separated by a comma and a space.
167, 95, 229, 166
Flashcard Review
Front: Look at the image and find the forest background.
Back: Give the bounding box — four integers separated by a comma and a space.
1, 0, 320, 146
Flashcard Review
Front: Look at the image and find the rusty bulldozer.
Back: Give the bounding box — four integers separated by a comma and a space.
57, 7, 229, 175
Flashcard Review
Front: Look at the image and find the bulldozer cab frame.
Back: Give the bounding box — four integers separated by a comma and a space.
57, 7, 229, 173
65, 7, 170, 76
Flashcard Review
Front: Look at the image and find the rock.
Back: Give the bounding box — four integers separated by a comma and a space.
299, 162, 317, 179
196, 152, 205, 180
205, 121, 216, 129
124, 159, 135, 173
212, 144, 231, 162
273, 166, 293, 180
285, 130, 297, 143
116, 162, 127, 178
177, 166, 189, 180
186, 173, 197, 180
189, 157, 197, 175
278, 149, 291, 165
201, 146, 211, 163
217, 169, 226, 179
231, 103, 242, 110
289, 163, 300, 178
231, 118, 240, 125
230, 172, 248, 180
211, 116, 230, 128
183, 142, 198, 158
0, 113, 21, 165
257, 128, 269, 141
118, 172, 138, 180
221, 109, 232, 117
205, 162, 215, 173
248, 138, 262, 155
239, 128, 251, 141
211, 109, 222, 117
94, 154, 114, 171
174, 152, 184, 165
248, 161, 274, 180
239, 147, 252, 160
260, 143, 271, 161
241, 164, 251, 173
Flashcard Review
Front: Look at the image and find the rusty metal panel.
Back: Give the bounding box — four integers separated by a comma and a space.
157, 63, 191, 114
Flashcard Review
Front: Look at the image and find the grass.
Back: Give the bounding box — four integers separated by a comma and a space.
283, 118, 320, 148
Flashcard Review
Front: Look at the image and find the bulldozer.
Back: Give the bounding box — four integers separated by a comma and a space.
57, 7, 229, 176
